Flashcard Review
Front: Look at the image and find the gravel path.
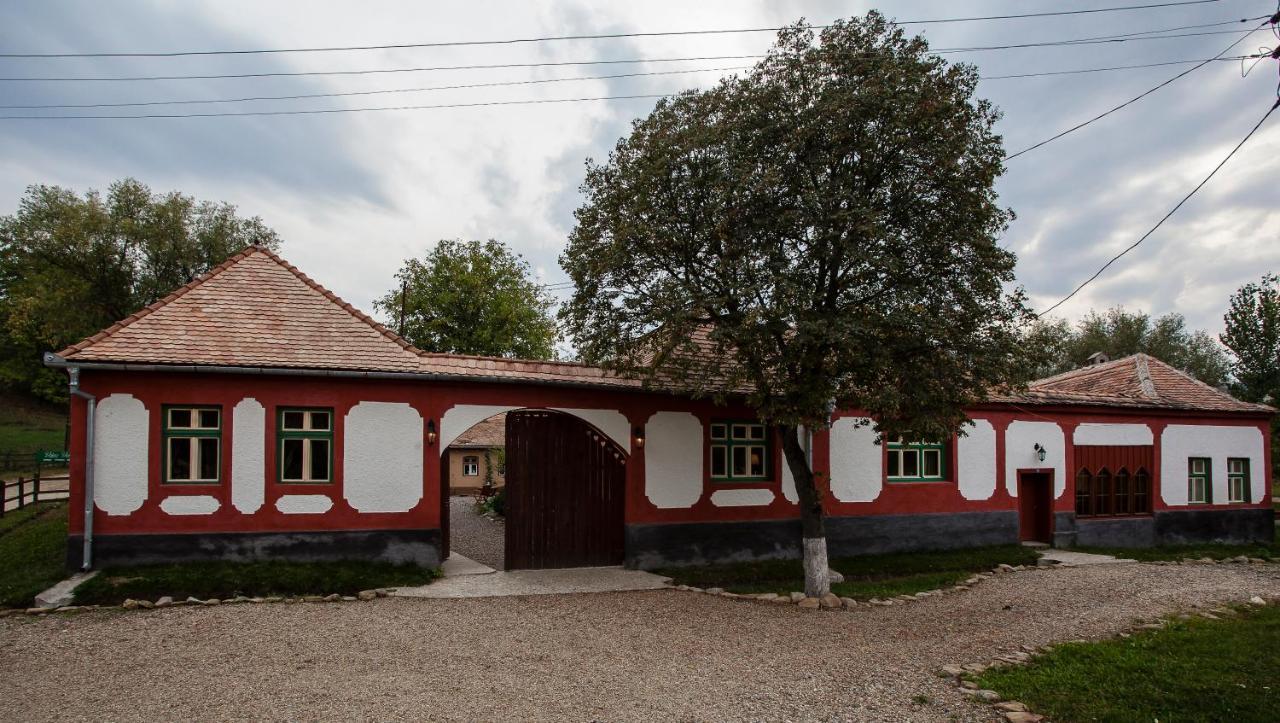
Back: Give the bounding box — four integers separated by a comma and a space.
449, 495, 505, 569
2, 562, 1277, 722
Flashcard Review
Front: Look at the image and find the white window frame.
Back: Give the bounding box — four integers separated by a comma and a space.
462, 456, 480, 476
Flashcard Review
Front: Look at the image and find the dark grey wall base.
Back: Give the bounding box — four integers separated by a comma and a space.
68, 529, 442, 571
625, 511, 1019, 569
1052, 512, 1078, 548
1154, 509, 1274, 546
1076, 516, 1156, 548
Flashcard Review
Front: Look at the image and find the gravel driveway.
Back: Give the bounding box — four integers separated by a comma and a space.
2, 562, 1277, 721
449, 494, 505, 569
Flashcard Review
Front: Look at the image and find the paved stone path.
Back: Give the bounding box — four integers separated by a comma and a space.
397, 565, 671, 598
3, 561, 1276, 721
448, 494, 505, 569
1040, 548, 1133, 566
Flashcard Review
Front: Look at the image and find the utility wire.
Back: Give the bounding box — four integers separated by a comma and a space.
1038, 98, 1280, 318
981, 54, 1260, 80
1006, 22, 1269, 160
0, 1, 1223, 58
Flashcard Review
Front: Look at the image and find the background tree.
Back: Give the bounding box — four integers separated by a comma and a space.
375, 239, 557, 359
561, 15, 1031, 596
0, 179, 279, 402
1220, 273, 1279, 475
1025, 307, 1230, 386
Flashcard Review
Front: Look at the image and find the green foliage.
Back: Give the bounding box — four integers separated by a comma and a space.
976, 605, 1280, 722
560, 15, 1031, 444
1026, 307, 1231, 386
476, 486, 506, 517
73, 559, 437, 605
0, 179, 280, 402
0, 502, 67, 607
375, 239, 558, 359
1222, 273, 1280, 404
655, 544, 1038, 598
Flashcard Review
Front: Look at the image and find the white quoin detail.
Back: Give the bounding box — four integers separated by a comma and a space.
1004, 421, 1066, 498
710, 488, 775, 507
344, 402, 423, 513
93, 394, 149, 516
160, 495, 220, 516
828, 417, 881, 503
231, 398, 265, 514
957, 419, 998, 501
1074, 423, 1153, 446
643, 412, 703, 509
1160, 425, 1266, 505
275, 495, 334, 514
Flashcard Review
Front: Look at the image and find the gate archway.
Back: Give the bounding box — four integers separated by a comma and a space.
504, 409, 627, 570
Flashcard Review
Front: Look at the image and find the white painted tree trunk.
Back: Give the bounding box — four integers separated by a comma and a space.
803, 536, 830, 597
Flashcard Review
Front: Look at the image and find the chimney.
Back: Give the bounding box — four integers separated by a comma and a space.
1086, 351, 1110, 367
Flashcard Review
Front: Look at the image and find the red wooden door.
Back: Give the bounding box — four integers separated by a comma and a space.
504, 410, 627, 570
1018, 472, 1053, 543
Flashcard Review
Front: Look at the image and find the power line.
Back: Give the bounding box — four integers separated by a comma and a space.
1037, 98, 1280, 318
980, 54, 1260, 80
0, 1, 1223, 59
1005, 22, 1269, 160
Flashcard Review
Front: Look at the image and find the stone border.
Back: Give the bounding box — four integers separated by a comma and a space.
668, 559, 1055, 611
0, 588, 398, 617
938, 592, 1279, 723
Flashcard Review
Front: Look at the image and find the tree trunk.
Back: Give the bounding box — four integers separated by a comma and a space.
780, 424, 829, 598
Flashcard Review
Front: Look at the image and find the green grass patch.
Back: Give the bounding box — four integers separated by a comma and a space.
73, 559, 439, 605
0, 502, 68, 607
1077, 542, 1279, 562
976, 604, 1280, 722
655, 544, 1039, 599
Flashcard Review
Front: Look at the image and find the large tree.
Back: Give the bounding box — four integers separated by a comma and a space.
1026, 307, 1231, 386
0, 179, 279, 402
1221, 274, 1280, 475
560, 15, 1031, 596
375, 239, 558, 359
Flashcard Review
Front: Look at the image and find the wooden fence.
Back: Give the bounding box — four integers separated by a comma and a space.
2, 471, 70, 515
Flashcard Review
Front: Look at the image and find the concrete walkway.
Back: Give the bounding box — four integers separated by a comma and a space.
396, 565, 671, 599
438, 552, 496, 577
1040, 548, 1135, 566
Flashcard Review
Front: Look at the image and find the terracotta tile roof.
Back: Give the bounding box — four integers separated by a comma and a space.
449, 413, 506, 448
59, 246, 424, 373
416, 352, 641, 388
993, 353, 1273, 414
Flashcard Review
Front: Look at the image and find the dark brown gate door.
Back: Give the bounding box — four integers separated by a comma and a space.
1018, 472, 1053, 543
505, 410, 627, 570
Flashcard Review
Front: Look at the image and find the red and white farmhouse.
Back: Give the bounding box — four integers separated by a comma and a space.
46, 247, 1275, 571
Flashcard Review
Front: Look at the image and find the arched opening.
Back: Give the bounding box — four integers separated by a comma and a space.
1134, 467, 1151, 513
1094, 467, 1112, 516
1075, 468, 1093, 516
1114, 468, 1130, 515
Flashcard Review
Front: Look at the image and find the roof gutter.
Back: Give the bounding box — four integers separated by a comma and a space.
64, 365, 96, 571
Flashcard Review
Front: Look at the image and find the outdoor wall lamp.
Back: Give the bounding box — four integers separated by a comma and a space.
1033, 443, 1047, 463
427, 419, 437, 446
633, 426, 645, 449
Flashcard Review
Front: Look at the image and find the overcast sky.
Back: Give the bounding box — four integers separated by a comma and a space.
2, 0, 1277, 340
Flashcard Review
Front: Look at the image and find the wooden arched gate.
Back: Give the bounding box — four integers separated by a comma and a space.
504, 409, 627, 570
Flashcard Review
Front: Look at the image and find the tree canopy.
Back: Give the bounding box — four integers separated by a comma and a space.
0, 179, 279, 402
560, 15, 1031, 594
1221, 274, 1280, 404
1025, 307, 1231, 387
375, 239, 558, 360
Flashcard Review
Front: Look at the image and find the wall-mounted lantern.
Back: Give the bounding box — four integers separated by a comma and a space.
1033, 443, 1047, 463
633, 426, 645, 449
427, 419, 437, 446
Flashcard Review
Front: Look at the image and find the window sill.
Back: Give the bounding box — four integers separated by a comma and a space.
885, 479, 952, 485
710, 479, 774, 485
162, 480, 221, 486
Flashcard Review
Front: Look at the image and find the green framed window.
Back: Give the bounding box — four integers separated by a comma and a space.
1227, 458, 1250, 503
278, 408, 333, 484
163, 406, 222, 484
1188, 457, 1211, 504
709, 421, 771, 482
462, 455, 480, 476
887, 440, 946, 482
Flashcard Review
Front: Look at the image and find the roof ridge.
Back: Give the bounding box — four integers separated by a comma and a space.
1029, 353, 1137, 387
58, 245, 259, 357
1133, 353, 1158, 398
1142, 353, 1246, 404
418, 350, 603, 370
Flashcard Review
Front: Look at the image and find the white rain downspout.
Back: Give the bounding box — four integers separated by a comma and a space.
67, 366, 96, 571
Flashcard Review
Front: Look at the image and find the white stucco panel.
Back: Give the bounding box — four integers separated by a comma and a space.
1004, 421, 1066, 498
643, 412, 703, 509
1074, 423, 1153, 446
710, 488, 775, 507
93, 394, 149, 516
275, 495, 334, 514
1160, 425, 1266, 505
343, 402, 424, 513
440, 405, 517, 455
958, 419, 997, 501
551, 408, 630, 450
828, 417, 882, 503
160, 495, 220, 516
231, 397, 265, 514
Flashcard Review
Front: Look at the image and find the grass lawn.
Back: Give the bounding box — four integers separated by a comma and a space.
1077, 542, 1279, 562
975, 604, 1280, 722
655, 544, 1040, 599
0, 502, 68, 608
74, 559, 439, 605
0, 391, 68, 475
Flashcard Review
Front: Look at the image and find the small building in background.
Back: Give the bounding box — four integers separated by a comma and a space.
447, 413, 505, 495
